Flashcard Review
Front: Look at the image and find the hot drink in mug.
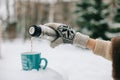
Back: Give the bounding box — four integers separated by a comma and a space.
21, 52, 48, 71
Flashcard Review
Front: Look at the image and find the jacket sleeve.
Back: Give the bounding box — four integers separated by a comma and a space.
93, 39, 112, 61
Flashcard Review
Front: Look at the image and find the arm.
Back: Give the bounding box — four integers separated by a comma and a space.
44, 23, 112, 61
86, 38, 112, 61
86, 38, 96, 50
72, 32, 112, 60
44, 23, 119, 79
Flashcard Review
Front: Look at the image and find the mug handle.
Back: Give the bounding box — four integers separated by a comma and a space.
41, 58, 48, 69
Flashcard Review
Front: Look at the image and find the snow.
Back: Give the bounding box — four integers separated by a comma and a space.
0, 38, 112, 80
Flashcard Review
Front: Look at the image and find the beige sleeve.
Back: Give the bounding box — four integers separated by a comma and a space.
93, 39, 112, 61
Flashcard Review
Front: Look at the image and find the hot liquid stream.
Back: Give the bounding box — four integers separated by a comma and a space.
30, 37, 33, 52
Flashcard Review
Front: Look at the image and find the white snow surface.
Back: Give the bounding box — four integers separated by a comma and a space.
0, 38, 112, 80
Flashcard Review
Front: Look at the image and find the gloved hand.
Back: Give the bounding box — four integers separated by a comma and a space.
44, 23, 89, 48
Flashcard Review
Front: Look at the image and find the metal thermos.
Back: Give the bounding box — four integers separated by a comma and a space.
28, 25, 58, 41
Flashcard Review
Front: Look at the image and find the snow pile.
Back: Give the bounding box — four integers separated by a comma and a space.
0, 39, 112, 80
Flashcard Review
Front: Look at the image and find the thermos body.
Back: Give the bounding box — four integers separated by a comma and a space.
29, 25, 58, 41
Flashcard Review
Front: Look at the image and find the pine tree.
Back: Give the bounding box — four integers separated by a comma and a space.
113, 0, 120, 22
75, 0, 110, 40
107, 0, 120, 37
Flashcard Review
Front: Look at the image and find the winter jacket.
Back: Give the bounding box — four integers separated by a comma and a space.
93, 37, 120, 80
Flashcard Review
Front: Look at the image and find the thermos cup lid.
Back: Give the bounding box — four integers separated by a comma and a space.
29, 25, 42, 37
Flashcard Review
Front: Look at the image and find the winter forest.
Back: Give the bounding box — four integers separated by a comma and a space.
0, 0, 120, 40
0, 0, 120, 80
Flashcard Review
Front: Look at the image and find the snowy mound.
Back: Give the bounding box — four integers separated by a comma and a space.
0, 39, 112, 80
0, 66, 65, 80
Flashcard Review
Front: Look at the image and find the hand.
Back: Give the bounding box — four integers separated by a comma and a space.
44, 23, 89, 48
44, 23, 75, 48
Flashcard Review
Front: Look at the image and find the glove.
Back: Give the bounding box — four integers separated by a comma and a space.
44, 23, 89, 48
44, 23, 75, 47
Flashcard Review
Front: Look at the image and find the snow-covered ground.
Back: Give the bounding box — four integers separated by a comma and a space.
0, 38, 112, 80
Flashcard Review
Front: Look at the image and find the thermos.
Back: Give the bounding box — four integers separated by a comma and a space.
28, 25, 58, 41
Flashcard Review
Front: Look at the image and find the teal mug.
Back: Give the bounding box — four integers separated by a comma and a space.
21, 52, 48, 71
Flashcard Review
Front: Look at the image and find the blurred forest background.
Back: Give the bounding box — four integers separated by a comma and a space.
0, 0, 120, 41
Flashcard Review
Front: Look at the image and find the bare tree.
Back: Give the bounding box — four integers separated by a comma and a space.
13, 0, 17, 21
6, 0, 10, 24
19, 0, 26, 38
24, 0, 31, 39
48, 3, 55, 22
48, 0, 57, 22
0, 20, 2, 58
34, 0, 39, 24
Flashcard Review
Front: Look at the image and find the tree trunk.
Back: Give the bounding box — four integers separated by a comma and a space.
13, 0, 17, 21
20, 0, 26, 39
0, 21, 2, 58
48, 3, 55, 22
6, 0, 10, 24
34, 0, 39, 24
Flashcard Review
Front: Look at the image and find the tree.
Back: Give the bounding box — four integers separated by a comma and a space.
106, 0, 120, 37
6, 0, 10, 24
48, 2, 55, 22
5, 0, 17, 40
113, 0, 120, 22
75, 0, 110, 40
0, 20, 2, 58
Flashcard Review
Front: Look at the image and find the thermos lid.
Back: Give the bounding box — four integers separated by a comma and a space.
29, 25, 42, 37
